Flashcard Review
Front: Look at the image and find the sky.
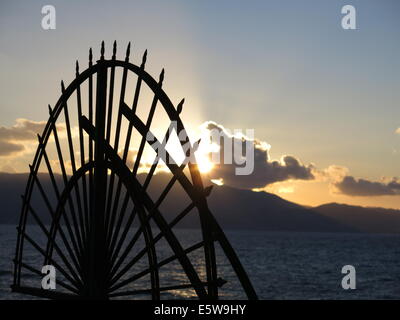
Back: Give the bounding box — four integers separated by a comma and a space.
0, 0, 400, 209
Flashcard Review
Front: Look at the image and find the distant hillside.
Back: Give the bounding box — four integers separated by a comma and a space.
207, 185, 353, 232
0, 172, 398, 233
313, 203, 400, 234
0, 172, 30, 225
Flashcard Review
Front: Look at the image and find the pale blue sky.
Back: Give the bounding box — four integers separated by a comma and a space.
0, 0, 399, 207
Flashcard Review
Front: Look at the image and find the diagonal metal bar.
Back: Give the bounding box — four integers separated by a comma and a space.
62, 81, 86, 251
120, 105, 221, 298
48, 106, 84, 261
106, 109, 175, 259
106, 51, 147, 246
15, 260, 79, 294
17, 228, 82, 290
46, 162, 96, 293
38, 136, 83, 272
109, 200, 196, 287
109, 240, 205, 293
30, 168, 82, 273
106, 188, 131, 262
21, 199, 83, 287
105, 69, 165, 259
81, 115, 207, 298
131, 68, 164, 176
106, 117, 177, 265
108, 150, 186, 278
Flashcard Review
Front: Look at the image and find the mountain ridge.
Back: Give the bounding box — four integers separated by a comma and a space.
0, 172, 399, 233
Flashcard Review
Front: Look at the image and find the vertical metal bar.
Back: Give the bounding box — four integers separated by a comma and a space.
104, 43, 130, 242
46, 107, 84, 263
88, 48, 94, 238
88, 57, 108, 298
75, 61, 90, 245
106, 41, 117, 143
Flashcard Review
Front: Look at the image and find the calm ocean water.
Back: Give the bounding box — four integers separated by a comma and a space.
1, 224, 399, 300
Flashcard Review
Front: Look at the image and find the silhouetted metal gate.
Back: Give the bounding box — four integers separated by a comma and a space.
12, 42, 257, 300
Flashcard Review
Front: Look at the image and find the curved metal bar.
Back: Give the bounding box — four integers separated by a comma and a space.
46, 162, 96, 284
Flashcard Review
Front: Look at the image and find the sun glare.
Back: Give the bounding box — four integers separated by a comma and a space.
196, 155, 214, 173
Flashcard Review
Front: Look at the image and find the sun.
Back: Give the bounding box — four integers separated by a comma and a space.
197, 156, 214, 173
194, 140, 217, 173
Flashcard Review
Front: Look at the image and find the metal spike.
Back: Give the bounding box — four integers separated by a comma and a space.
89, 47, 93, 66
37, 133, 42, 144
177, 98, 185, 114
141, 49, 147, 67
101, 41, 105, 59
75, 60, 79, 76
159, 68, 165, 84
125, 42, 131, 61
61, 80, 65, 92
184, 138, 201, 158
204, 185, 214, 197
192, 138, 202, 152
112, 40, 117, 59
217, 277, 227, 287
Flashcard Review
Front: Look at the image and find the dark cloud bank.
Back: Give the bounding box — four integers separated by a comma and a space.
334, 176, 400, 197
0, 119, 47, 156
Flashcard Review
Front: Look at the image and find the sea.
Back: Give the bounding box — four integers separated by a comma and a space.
1, 225, 399, 300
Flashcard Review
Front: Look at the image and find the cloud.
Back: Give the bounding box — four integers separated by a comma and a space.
0, 140, 25, 156
0, 119, 47, 157
199, 122, 400, 197
201, 121, 314, 189
314, 165, 349, 183
333, 176, 400, 196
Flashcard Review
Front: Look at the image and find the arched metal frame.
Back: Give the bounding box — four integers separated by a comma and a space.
12, 42, 257, 300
